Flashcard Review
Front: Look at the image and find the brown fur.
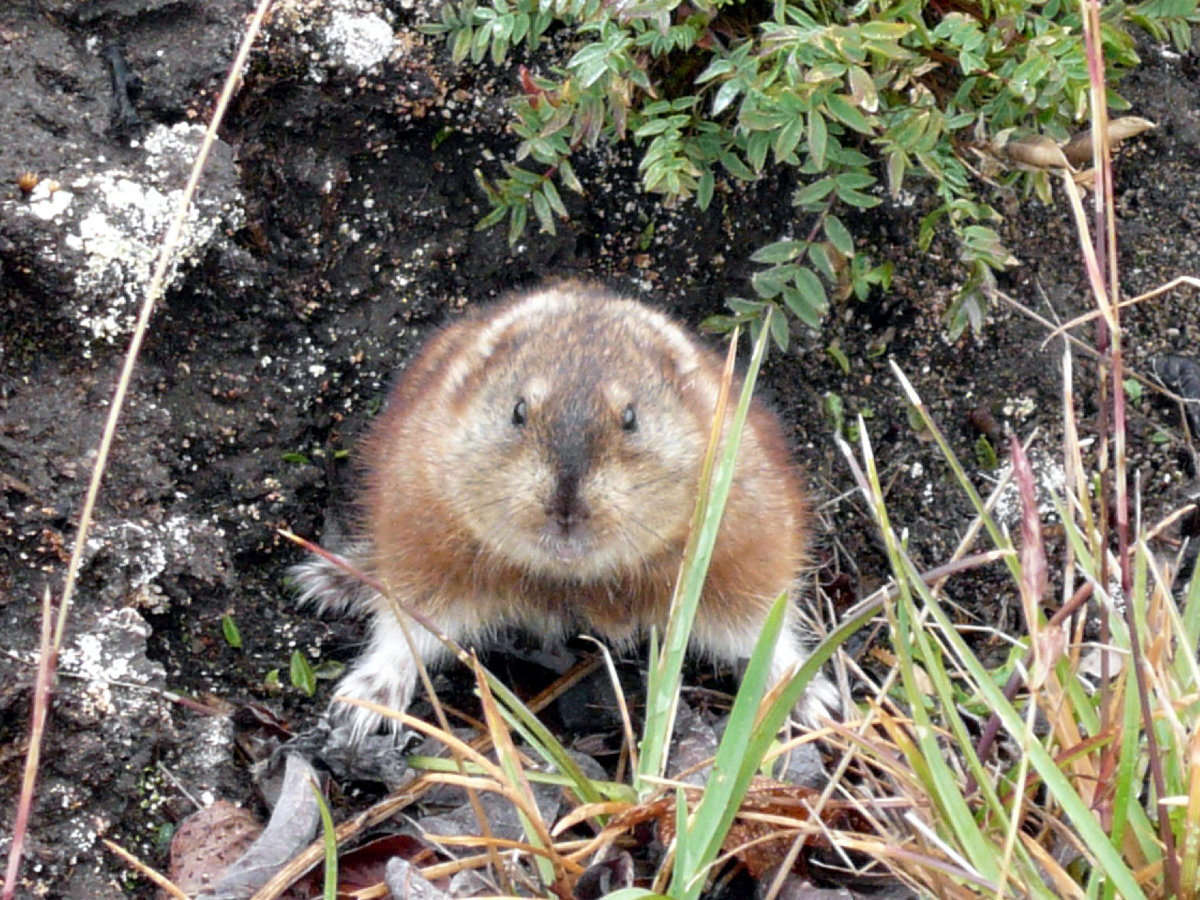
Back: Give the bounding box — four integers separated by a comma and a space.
292, 280, 831, 738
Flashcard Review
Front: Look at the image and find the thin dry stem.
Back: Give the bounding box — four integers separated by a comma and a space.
2, 2, 275, 897
1039, 275, 1200, 348
1, 587, 54, 900
580, 636, 639, 775
102, 840, 189, 900
1078, 0, 1178, 885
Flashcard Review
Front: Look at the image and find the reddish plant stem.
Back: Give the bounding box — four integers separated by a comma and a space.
1081, 0, 1178, 892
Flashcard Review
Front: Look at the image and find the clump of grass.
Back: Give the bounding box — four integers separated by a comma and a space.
835, 356, 1200, 897
818, 0, 1200, 893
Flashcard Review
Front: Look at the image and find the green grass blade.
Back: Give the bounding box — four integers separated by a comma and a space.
897, 547, 1149, 900
310, 778, 338, 900
481, 669, 605, 805
670, 592, 787, 900
639, 315, 773, 791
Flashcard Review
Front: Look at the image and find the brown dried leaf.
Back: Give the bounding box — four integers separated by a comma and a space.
165, 801, 262, 899
656, 778, 821, 878
285, 834, 442, 899
1061, 116, 1157, 165
1001, 134, 1072, 171
1030, 625, 1067, 690
206, 753, 324, 900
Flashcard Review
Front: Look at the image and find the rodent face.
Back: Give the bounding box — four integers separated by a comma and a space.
436, 299, 710, 583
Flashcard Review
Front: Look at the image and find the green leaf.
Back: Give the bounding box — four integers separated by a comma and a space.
1123, 377, 1143, 404
823, 391, 845, 435
808, 110, 828, 168
834, 171, 874, 190
836, 185, 881, 209
746, 131, 771, 172
775, 116, 804, 163
720, 151, 756, 181
634, 117, 676, 137
313, 660, 346, 680
793, 266, 829, 315
825, 93, 874, 135
559, 159, 584, 194
752, 264, 798, 298
827, 341, 850, 374
712, 80, 741, 116
476, 203, 508, 231
750, 240, 805, 264
824, 215, 854, 255
808, 242, 836, 281
858, 21, 915, 39
697, 170, 715, 210
311, 780, 338, 900
451, 27, 472, 64
571, 44, 611, 87
974, 435, 998, 470
886, 150, 907, 197
221, 614, 242, 649
543, 179, 567, 217
696, 58, 735, 83
768, 303, 790, 350
508, 201, 528, 245
726, 296, 763, 315
532, 187, 555, 234
793, 176, 836, 207
290, 650, 317, 697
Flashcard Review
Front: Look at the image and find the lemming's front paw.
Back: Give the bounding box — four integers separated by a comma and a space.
792, 668, 839, 728
327, 658, 417, 744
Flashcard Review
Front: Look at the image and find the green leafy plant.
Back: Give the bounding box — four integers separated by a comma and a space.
974, 433, 999, 469
421, 0, 1192, 339
1123, 375, 1144, 404
820, 1, 1200, 890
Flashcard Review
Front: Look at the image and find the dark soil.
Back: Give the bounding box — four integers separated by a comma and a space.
1, 1, 1198, 896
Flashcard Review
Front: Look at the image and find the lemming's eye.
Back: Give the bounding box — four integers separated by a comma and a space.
621, 404, 638, 432
512, 398, 528, 427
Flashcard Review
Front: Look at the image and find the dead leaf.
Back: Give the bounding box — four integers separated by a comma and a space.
205, 753, 324, 900
1061, 116, 1156, 165
1001, 134, 1072, 171
165, 801, 262, 899
657, 778, 820, 878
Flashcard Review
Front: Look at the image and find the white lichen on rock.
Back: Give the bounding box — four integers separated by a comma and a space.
27, 179, 75, 221
325, 8, 395, 71
86, 512, 229, 597
55, 123, 244, 343
269, 0, 399, 80
58, 608, 166, 719
0, 121, 244, 345
988, 446, 1067, 527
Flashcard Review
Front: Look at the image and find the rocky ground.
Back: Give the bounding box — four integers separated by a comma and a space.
1, 0, 1198, 896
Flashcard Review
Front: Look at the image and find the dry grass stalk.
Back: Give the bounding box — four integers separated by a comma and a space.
0, 3, 275, 897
